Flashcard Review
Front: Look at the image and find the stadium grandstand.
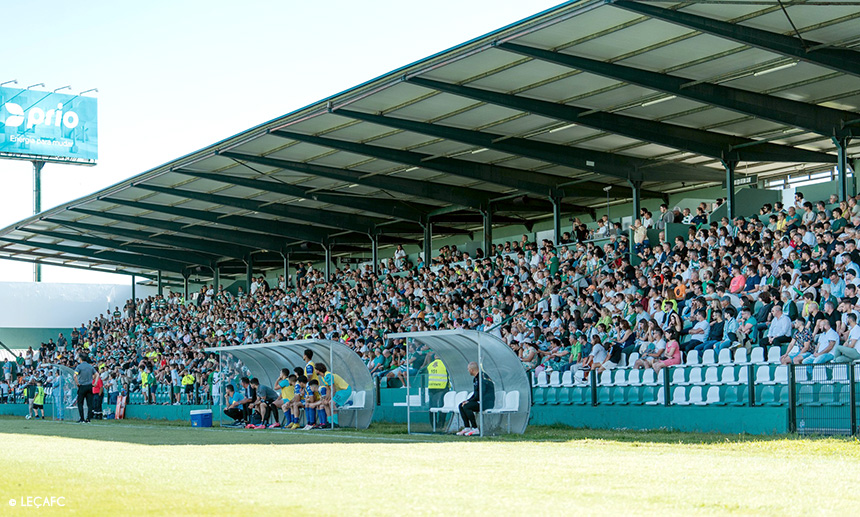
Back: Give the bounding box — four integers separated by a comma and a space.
2, 0, 860, 436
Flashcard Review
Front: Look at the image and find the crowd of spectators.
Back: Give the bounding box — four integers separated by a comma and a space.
5, 188, 860, 407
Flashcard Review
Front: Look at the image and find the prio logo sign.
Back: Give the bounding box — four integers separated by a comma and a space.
3, 102, 80, 129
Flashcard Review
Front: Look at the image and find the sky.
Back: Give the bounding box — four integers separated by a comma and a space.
0, 0, 564, 284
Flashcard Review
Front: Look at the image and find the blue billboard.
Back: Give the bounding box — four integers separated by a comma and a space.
0, 86, 97, 162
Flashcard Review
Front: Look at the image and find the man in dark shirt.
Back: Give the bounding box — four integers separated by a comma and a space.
456, 362, 495, 437
74, 355, 96, 423
249, 378, 278, 427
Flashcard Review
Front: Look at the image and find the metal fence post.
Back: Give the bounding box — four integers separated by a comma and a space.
850, 363, 857, 436
788, 363, 797, 433
748, 363, 756, 407
590, 371, 598, 406
664, 366, 671, 407
375, 376, 381, 406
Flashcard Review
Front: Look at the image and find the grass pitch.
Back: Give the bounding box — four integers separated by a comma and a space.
1, 417, 858, 516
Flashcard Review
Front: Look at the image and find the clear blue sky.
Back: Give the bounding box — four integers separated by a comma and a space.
0, 0, 563, 284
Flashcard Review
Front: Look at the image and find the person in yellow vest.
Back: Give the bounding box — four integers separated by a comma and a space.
141, 366, 154, 404
426, 354, 449, 430
181, 370, 196, 405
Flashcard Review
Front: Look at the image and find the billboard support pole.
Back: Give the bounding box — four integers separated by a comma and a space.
33, 160, 45, 282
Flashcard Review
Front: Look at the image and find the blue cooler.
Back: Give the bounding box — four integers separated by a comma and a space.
190, 409, 212, 427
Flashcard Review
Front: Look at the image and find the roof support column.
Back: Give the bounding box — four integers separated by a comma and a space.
282, 253, 290, 289
183, 272, 189, 301
834, 137, 853, 201
245, 255, 254, 294
628, 180, 642, 223
550, 197, 562, 246
370, 233, 379, 275
213, 264, 220, 291
157, 270, 163, 297
323, 243, 332, 282
482, 208, 493, 257
131, 275, 136, 313
722, 159, 739, 221
422, 220, 432, 268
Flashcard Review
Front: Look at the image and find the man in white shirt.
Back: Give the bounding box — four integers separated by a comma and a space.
801, 319, 839, 365
765, 305, 793, 350
684, 310, 710, 352
833, 313, 860, 363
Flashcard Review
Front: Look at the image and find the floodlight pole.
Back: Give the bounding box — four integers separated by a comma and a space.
33, 160, 45, 282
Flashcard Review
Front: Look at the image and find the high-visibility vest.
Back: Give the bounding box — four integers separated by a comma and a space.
34, 386, 45, 405
427, 359, 448, 389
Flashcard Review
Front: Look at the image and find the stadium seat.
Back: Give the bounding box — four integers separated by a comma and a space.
833, 366, 849, 384
561, 371, 574, 387
732, 386, 750, 407
685, 350, 700, 366
698, 386, 721, 406
696, 367, 719, 386
755, 365, 772, 385
645, 386, 665, 406
765, 386, 788, 407
685, 367, 703, 386
701, 349, 716, 365
734, 348, 748, 365
671, 367, 686, 386
614, 369, 628, 386
750, 347, 765, 364
720, 367, 737, 385
684, 386, 703, 405
626, 386, 644, 405
598, 371, 613, 386
717, 348, 732, 365
767, 347, 781, 364
642, 369, 657, 386
536, 371, 549, 388
829, 384, 849, 406
795, 367, 810, 383
533, 387, 547, 405
341, 390, 368, 430
549, 371, 562, 387
597, 386, 613, 405
627, 369, 642, 386
811, 367, 829, 383
763, 365, 787, 385
611, 386, 629, 405
730, 366, 749, 386
628, 352, 640, 366
486, 391, 519, 433
570, 387, 590, 405
545, 386, 561, 405
670, 387, 687, 405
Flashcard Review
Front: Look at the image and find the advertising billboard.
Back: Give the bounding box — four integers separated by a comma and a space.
0, 86, 97, 163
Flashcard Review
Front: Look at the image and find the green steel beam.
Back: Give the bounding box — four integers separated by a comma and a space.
408, 77, 836, 164
45, 218, 255, 260
0, 237, 189, 273
135, 184, 385, 234
173, 168, 431, 223
498, 42, 858, 138
335, 108, 726, 182
221, 149, 491, 210
69, 207, 292, 252
262, 134, 661, 201
103, 198, 332, 245
612, 0, 860, 80
27, 228, 216, 266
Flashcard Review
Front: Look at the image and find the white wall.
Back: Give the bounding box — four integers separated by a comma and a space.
0, 282, 156, 328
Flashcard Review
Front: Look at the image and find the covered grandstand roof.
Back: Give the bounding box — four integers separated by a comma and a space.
1, 0, 858, 283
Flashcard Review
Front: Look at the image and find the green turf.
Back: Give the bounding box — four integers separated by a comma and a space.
1, 416, 858, 516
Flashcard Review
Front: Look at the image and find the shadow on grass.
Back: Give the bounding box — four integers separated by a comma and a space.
0, 415, 849, 447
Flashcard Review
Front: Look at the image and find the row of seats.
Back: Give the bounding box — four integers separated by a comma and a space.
533, 382, 857, 407
535, 363, 860, 389
429, 390, 520, 432
610, 346, 785, 370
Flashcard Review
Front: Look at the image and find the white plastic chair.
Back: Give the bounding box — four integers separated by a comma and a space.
671, 367, 686, 386
671, 386, 688, 405
685, 350, 700, 366
717, 348, 732, 365
697, 367, 719, 386
549, 371, 562, 387
599, 370, 613, 386
734, 348, 748, 364
487, 391, 520, 433
754, 365, 771, 384
561, 371, 574, 387
536, 371, 549, 387
627, 369, 642, 386
628, 352, 640, 365
614, 369, 629, 386
645, 386, 665, 405
340, 390, 367, 429
764, 365, 787, 385
833, 366, 849, 384
685, 367, 703, 386
642, 369, 656, 385
697, 386, 721, 405
720, 367, 737, 385
701, 349, 716, 365
750, 347, 765, 364
729, 366, 749, 386
767, 347, 781, 364
684, 386, 703, 405
812, 367, 829, 383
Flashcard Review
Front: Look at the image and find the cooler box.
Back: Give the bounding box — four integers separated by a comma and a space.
190, 409, 212, 428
